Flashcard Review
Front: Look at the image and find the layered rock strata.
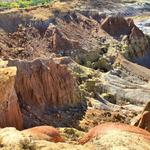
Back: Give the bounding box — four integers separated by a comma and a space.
8, 57, 81, 111
7, 57, 85, 127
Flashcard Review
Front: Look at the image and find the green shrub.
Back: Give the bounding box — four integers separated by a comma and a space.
0, 0, 53, 8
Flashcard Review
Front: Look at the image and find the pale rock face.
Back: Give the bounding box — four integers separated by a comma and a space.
0, 63, 23, 130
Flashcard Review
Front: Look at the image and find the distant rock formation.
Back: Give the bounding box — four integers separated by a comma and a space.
0, 62, 23, 130
100, 16, 145, 38
44, 25, 80, 53
100, 16, 150, 58
127, 26, 150, 57
0, 12, 103, 62
101, 16, 134, 37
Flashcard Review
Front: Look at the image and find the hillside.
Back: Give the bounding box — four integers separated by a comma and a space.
0, 0, 150, 149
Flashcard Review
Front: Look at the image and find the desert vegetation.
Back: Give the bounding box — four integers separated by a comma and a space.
0, 0, 53, 8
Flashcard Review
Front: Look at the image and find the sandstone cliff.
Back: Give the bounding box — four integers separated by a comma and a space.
8, 57, 84, 127
0, 61, 23, 130
8, 57, 80, 110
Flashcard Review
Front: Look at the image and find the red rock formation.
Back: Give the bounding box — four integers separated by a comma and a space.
44, 25, 79, 53
133, 101, 150, 132
79, 122, 150, 144
23, 126, 64, 142
0, 65, 23, 130
101, 16, 150, 57
138, 111, 150, 131
0, 12, 104, 60
8, 57, 80, 111
100, 16, 143, 38
101, 16, 133, 37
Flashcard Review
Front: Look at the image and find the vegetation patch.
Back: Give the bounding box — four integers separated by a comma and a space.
0, 0, 54, 8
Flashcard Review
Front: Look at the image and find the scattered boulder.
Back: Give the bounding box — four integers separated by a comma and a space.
22, 126, 65, 142
0, 62, 23, 130
132, 101, 150, 132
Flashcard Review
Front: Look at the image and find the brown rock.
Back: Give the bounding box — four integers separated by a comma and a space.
101, 16, 134, 37
100, 16, 146, 42
138, 111, 150, 131
79, 122, 150, 144
8, 57, 82, 127
23, 126, 65, 142
133, 101, 150, 132
8, 57, 80, 110
0, 12, 104, 61
129, 26, 144, 38
127, 26, 150, 57
44, 25, 80, 53
0, 64, 23, 130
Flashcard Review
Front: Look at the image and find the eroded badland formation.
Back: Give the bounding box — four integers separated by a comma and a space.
0, 0, 150, 149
